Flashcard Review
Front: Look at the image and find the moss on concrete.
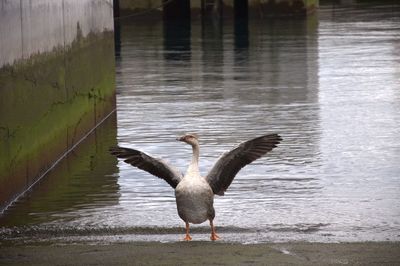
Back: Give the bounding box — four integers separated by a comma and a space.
0, 112, 118, 226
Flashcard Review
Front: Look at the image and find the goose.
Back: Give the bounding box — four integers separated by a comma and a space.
110, 133, 282, 241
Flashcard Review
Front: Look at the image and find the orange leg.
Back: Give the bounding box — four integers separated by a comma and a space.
183, 222, 192, 241
210, 220, 220, 241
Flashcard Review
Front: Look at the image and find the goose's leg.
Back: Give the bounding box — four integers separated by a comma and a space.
183, 222, 192, 241
209, 219, 220, 241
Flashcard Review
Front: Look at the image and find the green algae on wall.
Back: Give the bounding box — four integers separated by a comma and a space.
0, 112, 118, 227
0, 31, 116, 212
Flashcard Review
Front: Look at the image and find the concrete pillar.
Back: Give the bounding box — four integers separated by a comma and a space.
247, 0, 319, 17
116, 0, 318, 19
163, 0, 191, 20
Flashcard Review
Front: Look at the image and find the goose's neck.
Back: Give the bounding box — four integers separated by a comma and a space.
186, 143, 200, 176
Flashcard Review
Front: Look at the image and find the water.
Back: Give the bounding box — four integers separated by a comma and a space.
1, 3, 400, 244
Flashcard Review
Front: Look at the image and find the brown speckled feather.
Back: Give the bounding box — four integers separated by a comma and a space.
109, 146, 183, 188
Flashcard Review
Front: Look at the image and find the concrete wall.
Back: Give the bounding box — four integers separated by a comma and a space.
0, 0, 116, 212
119, 0, 162, 10
0, 112, 118, 226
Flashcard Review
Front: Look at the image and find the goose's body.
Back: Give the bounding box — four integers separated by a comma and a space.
175, 174, 214, 224
110, 133, 281, 241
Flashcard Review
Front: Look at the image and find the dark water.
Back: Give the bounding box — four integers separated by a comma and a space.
1, 3, 400, 244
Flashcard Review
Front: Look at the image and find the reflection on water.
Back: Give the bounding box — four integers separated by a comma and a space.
1, 3, 400, 243
164, 21, 191, 62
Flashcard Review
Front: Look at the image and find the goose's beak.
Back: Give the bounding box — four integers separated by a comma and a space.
176, 136, 184, 141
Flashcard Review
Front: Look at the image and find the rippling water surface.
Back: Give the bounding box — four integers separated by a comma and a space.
1, 3, 400, 243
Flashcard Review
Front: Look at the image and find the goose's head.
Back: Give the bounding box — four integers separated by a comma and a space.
177, 134, 199, 146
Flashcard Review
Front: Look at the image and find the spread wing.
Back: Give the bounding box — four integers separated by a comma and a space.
109, 146, 183, 188
205, 134, 282, 195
